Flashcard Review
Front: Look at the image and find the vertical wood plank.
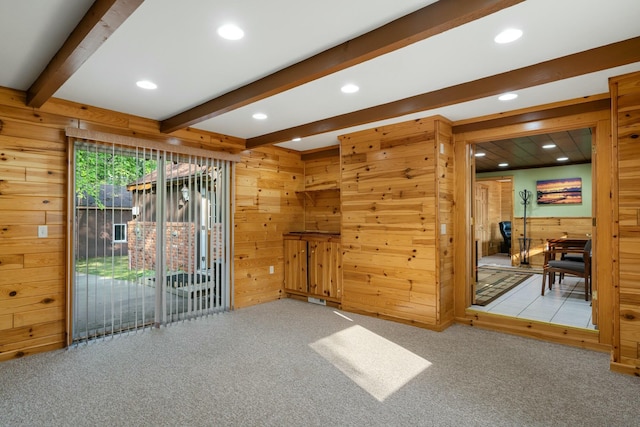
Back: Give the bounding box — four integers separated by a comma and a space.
593, 118, 613, 344
611, 71, 640, 369
436, 120, 455, 325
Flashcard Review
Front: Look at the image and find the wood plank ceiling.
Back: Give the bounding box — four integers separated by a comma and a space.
474, 128, 592, 173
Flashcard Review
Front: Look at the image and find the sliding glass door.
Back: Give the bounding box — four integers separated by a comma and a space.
72, 141, 232, 342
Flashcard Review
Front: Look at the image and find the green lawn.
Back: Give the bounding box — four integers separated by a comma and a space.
75, 256, 151, 281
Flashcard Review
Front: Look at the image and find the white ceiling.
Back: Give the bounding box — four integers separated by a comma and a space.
1, 0, 640, 151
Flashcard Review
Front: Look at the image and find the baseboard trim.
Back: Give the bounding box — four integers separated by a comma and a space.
610, 361, 640, 377
455, 312, 609, 353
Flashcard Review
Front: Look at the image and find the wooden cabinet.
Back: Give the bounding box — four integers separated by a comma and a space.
284, 233, 342, 302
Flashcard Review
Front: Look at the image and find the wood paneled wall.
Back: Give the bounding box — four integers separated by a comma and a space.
0, 86, 302, 360
303, 189, 340, 233
436, 121, 455, 325
303, 155, 340, 233
0, 115, 66, 360
610, 71, 640, 375
339, 116, 453, 329
4, 72, 638, 377
500, 181, 513, 221
511, 217, 592, 267
234, 147, 304, 307
304, 155, 340, 191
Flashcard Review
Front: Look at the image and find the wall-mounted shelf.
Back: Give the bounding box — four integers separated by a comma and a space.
296, 188, 340, 206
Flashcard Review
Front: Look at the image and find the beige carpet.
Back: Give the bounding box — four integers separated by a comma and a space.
1, 299, 639, 426
475, 267, 533, 306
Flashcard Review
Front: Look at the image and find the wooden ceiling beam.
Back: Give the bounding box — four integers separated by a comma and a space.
26, 0, 144, 108
160, 0, 524, 133
246, 36, 640, 148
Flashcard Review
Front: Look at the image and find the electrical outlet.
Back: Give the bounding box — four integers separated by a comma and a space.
38, 225, 48, 238
269, 265, 274, 274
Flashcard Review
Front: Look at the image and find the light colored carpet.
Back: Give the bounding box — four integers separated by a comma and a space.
1, 298, 639, 426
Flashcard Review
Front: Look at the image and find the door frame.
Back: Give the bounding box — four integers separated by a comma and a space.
474, 183, 489, 260
474, 176, 514, 260
64, 131, 241, 347
453, 106, 613, 350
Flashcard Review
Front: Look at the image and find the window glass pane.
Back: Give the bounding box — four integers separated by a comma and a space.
113, 224, 127, 242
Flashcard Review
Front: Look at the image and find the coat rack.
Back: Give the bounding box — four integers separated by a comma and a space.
519, 189, 532, 266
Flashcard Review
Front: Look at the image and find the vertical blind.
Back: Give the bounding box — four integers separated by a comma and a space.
71, 140, 234, 343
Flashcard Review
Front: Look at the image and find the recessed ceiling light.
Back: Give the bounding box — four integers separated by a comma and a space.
136, 80, 157, 90
218, 24, 244, 40
557, 157, 569, 162
252, 112, 267, 120
341, 84, 359, 94
542, 143, 556, 149
494, 28, 523, 44
474, 152, 486, 157
498, 93, 518, 101
292, 137, 301, 142
498, 163, 509, 167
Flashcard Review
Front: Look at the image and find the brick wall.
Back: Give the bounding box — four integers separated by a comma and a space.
128, 221, 197, 272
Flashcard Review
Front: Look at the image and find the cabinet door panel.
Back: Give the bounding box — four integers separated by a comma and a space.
309, 241, 342, 299
284, 240, 307, 292
307, 241, 321, 296
327, 242, 342, 299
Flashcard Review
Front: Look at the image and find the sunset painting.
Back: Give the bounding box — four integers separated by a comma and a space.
536, 178, 582, 204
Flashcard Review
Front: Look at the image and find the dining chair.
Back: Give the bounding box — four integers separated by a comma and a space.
541, 239, 591, 301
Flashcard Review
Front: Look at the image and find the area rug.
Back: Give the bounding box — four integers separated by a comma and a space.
474, 267, 533, 306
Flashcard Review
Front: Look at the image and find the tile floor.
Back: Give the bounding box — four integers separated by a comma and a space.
472, 254, 595, 330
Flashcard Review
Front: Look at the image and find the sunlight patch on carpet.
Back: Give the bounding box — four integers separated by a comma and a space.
310, 325, 431, 402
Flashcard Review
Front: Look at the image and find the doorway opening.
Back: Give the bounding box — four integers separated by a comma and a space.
469, 128, 595, 330
475, 176, 514, 266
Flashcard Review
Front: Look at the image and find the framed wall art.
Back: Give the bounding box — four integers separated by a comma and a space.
536, 177, 582, 204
